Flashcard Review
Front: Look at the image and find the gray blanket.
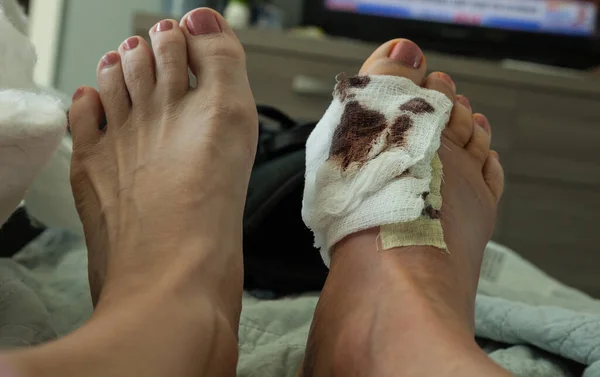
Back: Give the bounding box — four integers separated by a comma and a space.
2, 229, 600, 377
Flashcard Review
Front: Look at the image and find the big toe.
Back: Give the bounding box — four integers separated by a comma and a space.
181, 8, 250, 92
359, 39, 427, 85
179, 8, 257, 154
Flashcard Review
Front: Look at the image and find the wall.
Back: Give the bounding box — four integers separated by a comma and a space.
55, 0, 162, 95
272, 0, 303, 28
30, 0, 64, 87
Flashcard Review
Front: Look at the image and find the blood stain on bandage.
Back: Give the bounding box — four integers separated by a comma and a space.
330, 80, 437, 171
335, 76, 371, 102
330, 101, 387, 170
348, 76, 371, 89
423, 205, 441, 219
387, 114, 413, 146
334, 80, 350, 101
400, 98, 435, 114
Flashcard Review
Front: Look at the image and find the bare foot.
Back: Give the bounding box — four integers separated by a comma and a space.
301, 39, 508, 377
68, 8, 257, 322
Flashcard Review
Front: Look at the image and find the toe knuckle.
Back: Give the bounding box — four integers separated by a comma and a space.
157, 55, 181, 75
205, 99, 254, 123
154, 41, 177, 59
206, 41, 246, 62
153, 42, 170, 57
471, 145, 489, 161
71, 147, 93, 166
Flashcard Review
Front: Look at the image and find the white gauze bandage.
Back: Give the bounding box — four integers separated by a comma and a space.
302, 75, 453, 267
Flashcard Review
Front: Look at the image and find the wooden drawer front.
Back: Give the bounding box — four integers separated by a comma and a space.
499, 182, 600, 296
518, 91, 600, 123
245, 51, 361, 121
456, 81, 519, 109
510, 114, 600, 185
502, 182, 599, 249
502, 239, 599, 297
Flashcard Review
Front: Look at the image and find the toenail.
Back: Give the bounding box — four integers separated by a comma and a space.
474, 114, 490, 133
155, 20, 173, 32
72, 87, 85, 102
456, 95, 471, 110
436, 73, 456, 90
123, 37, 139, 51
388, 40, 423, 69
187, 8, 222, 36
100, 52, 119, 69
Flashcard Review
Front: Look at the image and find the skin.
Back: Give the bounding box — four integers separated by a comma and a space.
298, 40, 510, 377
1, 8, 254, 377
0, 8, 510, 377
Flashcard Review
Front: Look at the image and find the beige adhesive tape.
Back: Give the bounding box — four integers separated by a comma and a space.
380, 154, 448, 252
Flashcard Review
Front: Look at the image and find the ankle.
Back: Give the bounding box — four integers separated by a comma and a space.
100, 235, 243, 302
324, 301, 481, 377
19, 292, 240, 377
96, 261, 243, 327
332, 228, 475, 331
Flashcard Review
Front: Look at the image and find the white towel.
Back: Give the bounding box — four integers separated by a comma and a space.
0, 0, 67, 227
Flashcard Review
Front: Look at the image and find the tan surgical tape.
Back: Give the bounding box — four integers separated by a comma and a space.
380, 154, 448, 252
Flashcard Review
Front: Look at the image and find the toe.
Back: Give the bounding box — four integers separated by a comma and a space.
443, 95, 474, 147
97, 51, 130, 127
423, 72, 456, 102
118, 36, 157, 103
69, 86, 105, 147
149, 19, 189, 100
465, 114, 491, 163
483, 151, 505, 203
359, 39, 427, 85
181, 8, 247, 87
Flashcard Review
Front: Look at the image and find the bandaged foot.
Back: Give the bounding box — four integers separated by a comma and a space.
302, 74, 453, 266
0, 4, 66, 226
299, 39, 507, 377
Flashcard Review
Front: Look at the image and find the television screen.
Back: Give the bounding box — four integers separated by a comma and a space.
326, 0, 598, 37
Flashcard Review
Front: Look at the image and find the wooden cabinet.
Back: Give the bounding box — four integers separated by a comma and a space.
245, 50, 360, 121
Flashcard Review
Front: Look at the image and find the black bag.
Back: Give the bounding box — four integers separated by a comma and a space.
243, 106, 328, 296
0, 207, 46, 258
